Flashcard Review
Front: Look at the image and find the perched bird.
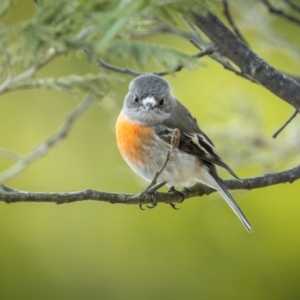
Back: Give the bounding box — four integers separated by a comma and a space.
116, 74, 252, 232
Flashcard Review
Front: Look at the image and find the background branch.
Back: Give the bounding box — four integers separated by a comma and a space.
262, 0, 300, 25
0, 94, 94, 183
193, 11, 300, 111
97, 46, 213, 77
272, 110, 298, 138
222, 0, 249, 46
284, 0, 300, 12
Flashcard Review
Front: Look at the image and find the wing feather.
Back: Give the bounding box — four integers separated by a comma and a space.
154, 98, 240, 180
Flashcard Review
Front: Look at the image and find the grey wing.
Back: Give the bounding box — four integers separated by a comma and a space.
155, 98, 241, 180
163, 98, 201, 134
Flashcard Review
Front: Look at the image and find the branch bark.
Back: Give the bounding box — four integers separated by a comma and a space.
1, 164, 299, 204
193, 11, 300, 111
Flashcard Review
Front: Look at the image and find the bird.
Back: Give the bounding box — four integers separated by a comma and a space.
115, 74, 252, 232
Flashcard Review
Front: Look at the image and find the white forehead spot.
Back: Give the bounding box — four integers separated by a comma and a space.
142, 96, 156, 106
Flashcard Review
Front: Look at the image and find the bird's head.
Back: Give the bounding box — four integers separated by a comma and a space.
123, 74, 173, 126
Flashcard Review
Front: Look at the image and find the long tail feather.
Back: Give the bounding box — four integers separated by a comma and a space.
200, 163, 252, 232
214, 178, 252, 232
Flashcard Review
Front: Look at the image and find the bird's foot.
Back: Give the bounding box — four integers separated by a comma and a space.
139, 181, 167, 210
167, 186, 185, 210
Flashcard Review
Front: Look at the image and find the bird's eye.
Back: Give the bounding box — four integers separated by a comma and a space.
134, 96, 139, 103
159, 98, 165, 106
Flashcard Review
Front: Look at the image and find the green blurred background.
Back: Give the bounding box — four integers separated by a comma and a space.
1, 1, 300, 299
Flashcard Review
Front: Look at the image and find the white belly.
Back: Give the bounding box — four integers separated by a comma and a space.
123, 141, 202, 187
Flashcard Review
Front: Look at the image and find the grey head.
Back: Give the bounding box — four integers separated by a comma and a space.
123, 74, 174, 126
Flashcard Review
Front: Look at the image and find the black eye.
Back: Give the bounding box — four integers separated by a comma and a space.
159, 98, 165, 105
134, 96, 139, 103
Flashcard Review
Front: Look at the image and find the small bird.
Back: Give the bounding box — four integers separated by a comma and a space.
116, 74, 252, 232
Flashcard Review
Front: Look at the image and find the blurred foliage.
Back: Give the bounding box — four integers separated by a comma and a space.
0, 0, 206, 96
1, 1, 300, 300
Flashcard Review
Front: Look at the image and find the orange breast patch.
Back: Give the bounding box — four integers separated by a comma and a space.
115, 111, 153, 166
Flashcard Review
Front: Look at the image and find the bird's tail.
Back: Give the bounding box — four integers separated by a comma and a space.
214, 177, 252, 232
199, 164, 252, 232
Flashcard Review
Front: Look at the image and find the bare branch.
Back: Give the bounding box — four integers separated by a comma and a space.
262, 0, 300, 25
0, 48, 66, 95
272, 110, 298, 138
1, 164, 300, 205
222, 0, 249, 46
0, 148, 22, 161
97, 59, 144, 77
97, 46, 213, 78
193, 11, 300, 111
0, 94, 94, 182
284, 0, 300, 13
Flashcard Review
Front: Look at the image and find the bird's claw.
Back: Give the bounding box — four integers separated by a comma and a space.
167, 186, 185, 209
139, 204, 145, 210
145, 188, 158, 209
169, 203, 180, 210
137, 188, 158, 210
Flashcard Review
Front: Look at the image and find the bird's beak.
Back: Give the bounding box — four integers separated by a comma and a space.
142, 96, 156, 111
144, 102, 154, 110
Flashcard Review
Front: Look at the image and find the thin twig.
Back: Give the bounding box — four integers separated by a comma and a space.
97, 59, 144, 77
0, 49, 65, 95
0, 148, 22, 161
140, 149, 173, 196
272, 110, 298, 138
262, 0, 300, 25
97, 46, 213, 78
193, 44, 216, 58
74, 25, 96, 40
0, 183, 16, 192
189, 39, 202, 51
0, 94, 94, 182
139, 129, 180, 196
154, 46, 215, 76
222, 0, 249, 45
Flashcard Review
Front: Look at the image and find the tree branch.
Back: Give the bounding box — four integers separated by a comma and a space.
193, 11, 300, 111
1, 163, 300, 204
0, 94, 94, 182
